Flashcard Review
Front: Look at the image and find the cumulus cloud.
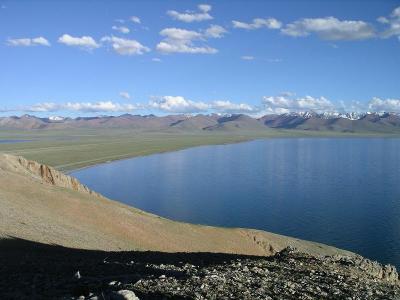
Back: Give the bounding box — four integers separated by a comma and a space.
262, 94, 335, 113
159, 28, 203, 41
101, 36, 150, 55
156, 25, 225, 54
148, 96, 258, 114
156, 28, 216, 54
211, 100, 256, 113
368, 97, 400, 112
338, 100, 367, 113
130, 16, 141, 24
112, 25, 130, 34
204, 25, 227, 38
119, 92, 131, 99
26, 101, 139, 113
149, 96, 209, 113
241, 55, 255, 60
379, 6, 400, 38
232, 18, 282, 30
167, 4, 213, 23
7, 37, 50, 47
58, 34, 100, 50
282, 17, 375, 40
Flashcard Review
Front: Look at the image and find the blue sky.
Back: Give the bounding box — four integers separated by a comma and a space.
0, 0, 399, 116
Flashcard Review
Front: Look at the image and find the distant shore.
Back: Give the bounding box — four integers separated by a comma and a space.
1, 129, 400, 172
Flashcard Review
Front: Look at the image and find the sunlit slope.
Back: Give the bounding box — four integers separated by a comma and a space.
0, 154, 352, 257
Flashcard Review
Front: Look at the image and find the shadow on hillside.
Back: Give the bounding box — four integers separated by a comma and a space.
0, 236, 263, 265
0, 237, 266, 299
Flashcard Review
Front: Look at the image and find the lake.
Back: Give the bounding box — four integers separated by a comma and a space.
0, 139, 31, 144
71, 138, 400, 268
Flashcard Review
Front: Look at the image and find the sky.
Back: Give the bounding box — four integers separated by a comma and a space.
0, 0, 399, 117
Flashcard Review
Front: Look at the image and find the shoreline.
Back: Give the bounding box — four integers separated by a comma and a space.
65, 132, 400, 173
65, 135, 258, 174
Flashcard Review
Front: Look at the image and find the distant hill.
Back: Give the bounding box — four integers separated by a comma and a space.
205, 114, 268, 131
1, 112, 400, 133
260, 112, 400, 133
0, 115, 48, 130
170, 114, 220, 130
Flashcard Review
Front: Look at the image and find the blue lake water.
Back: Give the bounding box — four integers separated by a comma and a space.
72, 138, 400, 267
0, 139, 31, 144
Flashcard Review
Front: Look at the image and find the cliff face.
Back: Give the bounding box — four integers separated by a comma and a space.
0, 154, 101, 197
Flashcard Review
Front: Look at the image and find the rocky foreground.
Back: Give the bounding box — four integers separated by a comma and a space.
1, 154, 400, 299
1, 239, 399, 300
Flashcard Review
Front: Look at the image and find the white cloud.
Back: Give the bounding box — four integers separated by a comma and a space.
159, 28, 203, 41
119, 92, 131, 99
156, 27, 217, 54
156, 25, 224, 54
212, 100, 255, 113
130, 16, 141, 24
379, 6, 400, 38
198, 4, 211, 13
282, 17, 375, 40
148, 96, 258, 114
377, 16, 390, 24
27, 101, 139, 113
263, 95, 335, 113
167, 4, 213, 23
204, 25, 227, 38
149, 96, 209, 113
152, 57, 162, 62
241, 55, 255, 60
27, 102, 59, 112
112, 25, 130, 34
101, 36, 150, 55
7, 37, 50, 47
368, 97, 400, 112
338, 100, 367, 113
232, 18, 282, 30
58, 34, 100, 50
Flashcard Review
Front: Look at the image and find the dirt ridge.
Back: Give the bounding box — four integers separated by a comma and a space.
0, 154, 101, 197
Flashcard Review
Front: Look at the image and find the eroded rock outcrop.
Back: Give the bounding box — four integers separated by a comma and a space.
0, 154, 101, 197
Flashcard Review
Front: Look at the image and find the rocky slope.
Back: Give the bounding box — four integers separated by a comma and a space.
0, 240, 398, 299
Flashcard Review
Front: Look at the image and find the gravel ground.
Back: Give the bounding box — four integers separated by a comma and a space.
0, 238, 399, 300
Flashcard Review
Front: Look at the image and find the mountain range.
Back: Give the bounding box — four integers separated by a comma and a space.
1, 112, 400, 133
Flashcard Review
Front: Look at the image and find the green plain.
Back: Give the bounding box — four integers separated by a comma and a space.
0, 128, 399, 172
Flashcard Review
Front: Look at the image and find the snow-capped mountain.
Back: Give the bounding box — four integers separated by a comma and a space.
48, 116, 65, 121
0, 112, 400, 132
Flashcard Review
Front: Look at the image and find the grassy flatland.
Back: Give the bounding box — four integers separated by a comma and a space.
0, 128, 398, 171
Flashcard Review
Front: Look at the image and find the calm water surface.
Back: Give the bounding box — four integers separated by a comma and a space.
72, 138, 400, 267
0, 139, 31, 144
